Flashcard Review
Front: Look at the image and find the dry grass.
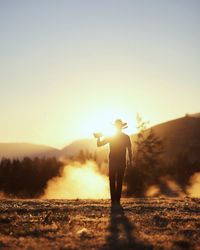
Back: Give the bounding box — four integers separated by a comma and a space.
0, 198, 200, 250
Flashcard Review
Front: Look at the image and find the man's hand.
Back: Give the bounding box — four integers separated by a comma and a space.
93, 132, 103, 139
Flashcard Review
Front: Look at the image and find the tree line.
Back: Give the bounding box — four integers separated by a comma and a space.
0, 157, 63, 198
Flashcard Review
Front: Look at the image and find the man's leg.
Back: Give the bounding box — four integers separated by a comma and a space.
109, 163, 116, 204
116, 165, 126, 203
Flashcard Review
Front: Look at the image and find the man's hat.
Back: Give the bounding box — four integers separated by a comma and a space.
114, 119, 128, 129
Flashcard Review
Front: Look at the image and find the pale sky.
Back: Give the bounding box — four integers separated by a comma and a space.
0, 0, 199, 148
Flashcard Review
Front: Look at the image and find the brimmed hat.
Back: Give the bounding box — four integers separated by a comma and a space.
114, 119, 128, 129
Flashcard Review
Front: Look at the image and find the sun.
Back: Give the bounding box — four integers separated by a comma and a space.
82, 113, 116, 138
81, 109, 137, 138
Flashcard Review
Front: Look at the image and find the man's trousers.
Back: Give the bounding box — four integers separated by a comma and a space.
109, 161, 126, 203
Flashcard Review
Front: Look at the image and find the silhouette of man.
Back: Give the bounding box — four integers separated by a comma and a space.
94, 119, 132, 205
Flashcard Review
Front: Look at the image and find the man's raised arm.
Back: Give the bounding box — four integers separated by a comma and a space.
97, 137, 108, 147
93, 133, 109, 147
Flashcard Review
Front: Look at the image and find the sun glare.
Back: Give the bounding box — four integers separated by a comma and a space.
81, 109, 137, 138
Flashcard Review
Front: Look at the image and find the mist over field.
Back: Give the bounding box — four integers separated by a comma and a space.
42, 161, 109, 199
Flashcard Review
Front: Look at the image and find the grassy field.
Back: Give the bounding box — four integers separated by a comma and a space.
0, 198, 200, 250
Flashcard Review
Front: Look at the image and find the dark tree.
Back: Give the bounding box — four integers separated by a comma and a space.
126, 115, 164, 196
0, 157, 64, 198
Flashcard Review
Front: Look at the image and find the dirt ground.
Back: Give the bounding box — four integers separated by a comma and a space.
0, 198, 200, 250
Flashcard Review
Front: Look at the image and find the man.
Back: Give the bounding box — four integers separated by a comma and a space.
94, 119, 132, 205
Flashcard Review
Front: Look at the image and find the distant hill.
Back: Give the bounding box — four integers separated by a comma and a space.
150, 115, 200, 163
0, 143, 60, 159
61, 139, 96, 157
186, 113, 200, 118
60, 139, 109, 162
1, 114, 200, 162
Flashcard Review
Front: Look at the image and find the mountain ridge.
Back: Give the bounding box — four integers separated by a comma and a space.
1, 114, 200, 161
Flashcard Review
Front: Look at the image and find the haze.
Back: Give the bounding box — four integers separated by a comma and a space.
0, 0, 199, 147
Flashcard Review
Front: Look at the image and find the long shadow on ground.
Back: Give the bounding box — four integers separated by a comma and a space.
101, 204, 152, 250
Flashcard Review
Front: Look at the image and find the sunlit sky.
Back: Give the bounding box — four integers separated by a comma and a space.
0, 0, 199, 148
